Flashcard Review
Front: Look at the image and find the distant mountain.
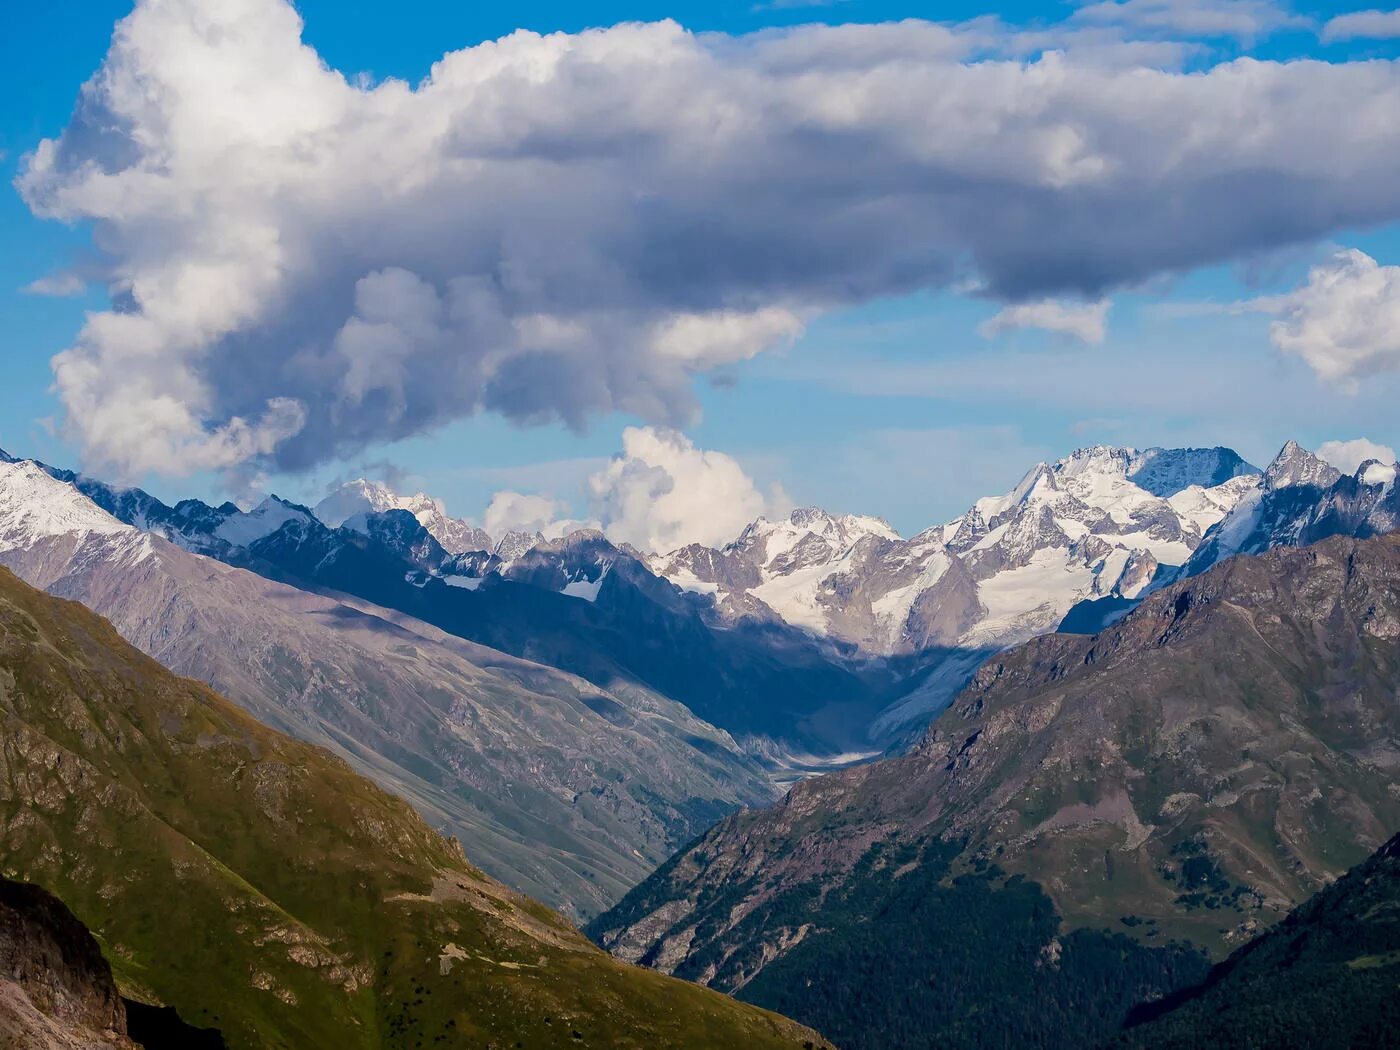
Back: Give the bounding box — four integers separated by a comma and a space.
18, 457, 894, 757
1115, 831, 1400, 1049
0, 458, 776, 919
11, 441, 1372, 764
591, 530, 1400, 1049
1183, 440, 1398, 576
653, 445, 1260, 742
0, 563, 827, 1050
1064, 441, 1400, 634
315, 478, 493, 555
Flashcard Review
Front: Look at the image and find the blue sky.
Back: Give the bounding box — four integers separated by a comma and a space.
4, 0, 1400, 539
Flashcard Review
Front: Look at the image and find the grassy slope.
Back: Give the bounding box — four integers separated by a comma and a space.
0, 567, 827, 1050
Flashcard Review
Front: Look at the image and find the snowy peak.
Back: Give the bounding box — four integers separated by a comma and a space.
314, 479, 404, 526
1125, 446, 1257, 497
0, 459, 132, 542
1185, 440, 1400, 578
1264, 440, 1342, 491
493, 529, 543, 563
315, 478, 491, 554
1359, 459, 1399, 490
650, 442, 1263, 683
214, 495, 314, 548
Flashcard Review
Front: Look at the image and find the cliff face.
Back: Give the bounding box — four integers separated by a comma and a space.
0, 879, 134, 1050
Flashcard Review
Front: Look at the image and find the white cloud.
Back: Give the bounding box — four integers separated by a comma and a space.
23, 0, 1400, 480
482, 491, 590, 539
979, 298, 1111, 344
587, 427, 785, 553
1321, 8, 1400, 42
1316, 437, 1398, 473
1256, 249, 1400, 383
652, 307, 806, 367
1074, 0, 1303, 39
22, 273, 86, 297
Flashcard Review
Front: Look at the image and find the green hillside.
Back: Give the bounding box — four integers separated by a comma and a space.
0, 566, 828, 1050
1113, 831, 1400, 1049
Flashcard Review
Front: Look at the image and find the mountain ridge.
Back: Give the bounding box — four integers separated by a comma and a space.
591, 528, 1400, 1048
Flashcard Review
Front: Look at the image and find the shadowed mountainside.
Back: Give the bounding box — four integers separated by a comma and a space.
592, 531, 1400, 1048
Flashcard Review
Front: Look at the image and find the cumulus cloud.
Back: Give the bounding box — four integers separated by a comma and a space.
483, 491, 591, 539
1316, 437, 1398, 473
587, 427, 786, 552
1256, 250, 1400, 383
23, 0, 1400, 479
1321, 8, 1400, 42
978, 298, 1110, 344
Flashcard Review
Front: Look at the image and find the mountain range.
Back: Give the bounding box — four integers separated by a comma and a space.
590, 529, 1400, 1048
0, 433, 1396, 1048
2, 439, 1394, 917
0, 457, 777, 920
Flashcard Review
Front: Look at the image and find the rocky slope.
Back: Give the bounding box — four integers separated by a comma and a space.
591, 530, 1400, 1048
1115, 831, 1400, 1049
0, 458, 776, 919
0, 564, 828, 1050
0, 880, 136, 1049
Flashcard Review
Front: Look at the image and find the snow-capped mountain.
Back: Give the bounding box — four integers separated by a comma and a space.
1183, 440, 1399, 576
652, 446, 1259, 661
315, 478, 493, 555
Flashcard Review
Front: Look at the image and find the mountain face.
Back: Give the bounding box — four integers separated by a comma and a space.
0, 459, 777, 920
1116, 832, 1400, 1049
0, 564, 829, 1050
315, 478, 494, 556
653, 446, 1259, 742
590, 530, 1400, 1049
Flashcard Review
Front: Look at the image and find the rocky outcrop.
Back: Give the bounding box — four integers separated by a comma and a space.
0, 880, 133, 1050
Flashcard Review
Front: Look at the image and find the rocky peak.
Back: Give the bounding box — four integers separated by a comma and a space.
493, 529, 544, 563
1264, 440, 1342, 492
316, 479, 491, 554
1056, 445, 1135, 479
